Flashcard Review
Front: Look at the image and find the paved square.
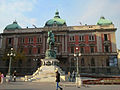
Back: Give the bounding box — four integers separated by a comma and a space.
0, 82, 120, 90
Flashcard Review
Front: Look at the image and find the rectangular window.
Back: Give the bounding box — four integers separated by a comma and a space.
38, 47, 40, 54
105, 46, 109, 52
55, 35, 61, 42
89, 35, 95, 41
20, 47, 24, 53
104, 34, 108, 41
91, 58, 95, 66
79, 35, 84, 41
54, 47, 57, 53
20, 37, 25, 44
28, 37, 33, 44
28, 48, 32, 54
8, 38, 12, 44
37, 37, 42, 43
69, 36, 75, 42
106, 59, 109, 66
90, 47, 94, 53
71, 46, 74, 53
55, 45, 61, 53
80, 47, 84, 53
81, 58, 85, 66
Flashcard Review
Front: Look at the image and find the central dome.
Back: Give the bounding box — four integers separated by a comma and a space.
45, 10, 66, 27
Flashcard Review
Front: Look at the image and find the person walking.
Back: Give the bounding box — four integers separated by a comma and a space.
72, 71, 76, 82
12, 70, 16, 82
0, 72, 1, 83
0, 73, 4, 84
55, 70, 63, 90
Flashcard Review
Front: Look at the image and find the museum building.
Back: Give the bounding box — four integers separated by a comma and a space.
0, 11, 119, 75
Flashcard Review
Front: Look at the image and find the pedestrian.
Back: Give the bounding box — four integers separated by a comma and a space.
0, 73, 4, 84
72, 71, 76, 82
68, 72, 71, 82
12, 70, 16, 82
55, 69, 63, 90
0, 72, 1, 83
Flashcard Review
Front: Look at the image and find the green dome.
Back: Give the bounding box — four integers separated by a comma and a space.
4, 21, 22, 30
97, 16, 113, 25
45, 10, 66, 26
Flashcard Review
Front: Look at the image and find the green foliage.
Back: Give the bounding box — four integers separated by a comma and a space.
14, 51, 26, 61
2, 50, 26, 61
2, 52, 9, 61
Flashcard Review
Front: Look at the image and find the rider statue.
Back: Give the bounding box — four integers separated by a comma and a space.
47, 31, 55, 50
45, 31, 56, 59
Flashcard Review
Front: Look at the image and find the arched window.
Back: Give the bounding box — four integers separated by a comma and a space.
106, 59, 109, 66
28, 47, 32, 54
37, 47, 40, 54
27, 59, 31, 66
91, 58, 95, 66
18, 59, 22, 67
81, 58, 84, 66
71, 46, 74, 53
71, 58, 75, 67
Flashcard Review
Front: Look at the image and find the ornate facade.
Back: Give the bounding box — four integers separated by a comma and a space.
0, 11, 119, 75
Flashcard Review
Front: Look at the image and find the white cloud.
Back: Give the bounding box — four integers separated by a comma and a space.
80, 0, 120, 24
0, 0, 38, 33
78, 0, 120, 49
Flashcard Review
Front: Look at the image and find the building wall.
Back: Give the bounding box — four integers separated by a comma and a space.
0, 25, 119, 75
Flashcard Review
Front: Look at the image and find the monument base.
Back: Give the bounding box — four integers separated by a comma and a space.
24, 58, 65, 82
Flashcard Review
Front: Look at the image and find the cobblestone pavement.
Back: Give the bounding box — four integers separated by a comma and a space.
0, 81, 120, 90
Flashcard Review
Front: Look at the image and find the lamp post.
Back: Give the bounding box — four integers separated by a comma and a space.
74, 47, 81, 87
7, 48, 15, 81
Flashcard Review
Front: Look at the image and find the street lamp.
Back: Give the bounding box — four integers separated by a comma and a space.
74, 47, 81, 87
7, 48, 15, 81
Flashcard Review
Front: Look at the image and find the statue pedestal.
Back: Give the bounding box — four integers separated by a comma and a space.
25, 58, 65, 82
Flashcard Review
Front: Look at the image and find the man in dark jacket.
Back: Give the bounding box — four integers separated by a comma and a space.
56, 70, 63, 90
12, 70, 16, 82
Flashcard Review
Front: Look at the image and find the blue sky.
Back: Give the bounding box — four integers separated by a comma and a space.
0, 0, 120, 49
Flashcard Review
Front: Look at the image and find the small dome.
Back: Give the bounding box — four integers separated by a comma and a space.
45, 10, 66, 26
4, 21, 22, 30
97, 16, 113, 25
